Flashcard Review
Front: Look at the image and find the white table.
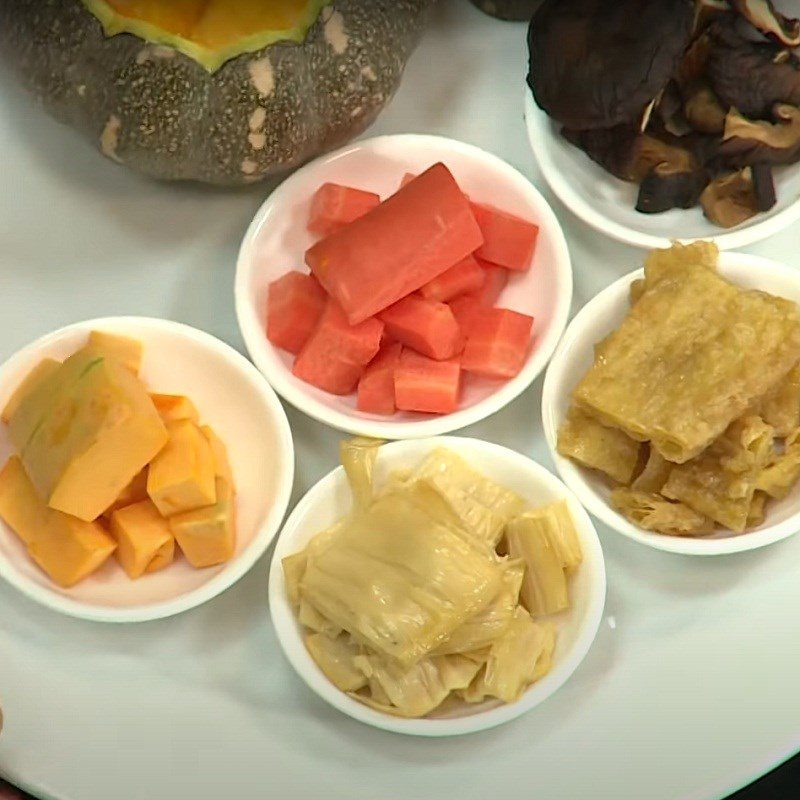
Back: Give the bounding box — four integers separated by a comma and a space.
2, 3, 799, 798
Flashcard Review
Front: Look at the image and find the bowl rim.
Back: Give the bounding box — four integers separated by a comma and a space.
268, 436, 607, 737
541, 252, 800, 556
0, 316, 295, 623
235, 132, 573, 440
523, 90, 800, 252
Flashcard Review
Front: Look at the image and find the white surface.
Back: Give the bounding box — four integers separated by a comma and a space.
1, 2, 799, 798
269, 437, 605, 736
236, 134, 572, 439
524, 92, 800, 251
542, 253, 800, 556
0, 318, 294, 622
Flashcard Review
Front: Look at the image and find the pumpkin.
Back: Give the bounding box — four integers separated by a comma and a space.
0, 0, 431, 185
468, 0, 542, 21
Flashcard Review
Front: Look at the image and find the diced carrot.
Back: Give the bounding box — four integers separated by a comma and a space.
419, 255, 486, 303
461, 307, 534, 379
471, 203, 539, 271
394, 349, 462, 415
448, 296, 483, 337
357, 342, 402, 415
306, 163, 484, 324
380, 295, 464, 361
266, 272, 327, 355
292, 300, 384, 394
473, 258, 509, 305
308, 183, 380, 237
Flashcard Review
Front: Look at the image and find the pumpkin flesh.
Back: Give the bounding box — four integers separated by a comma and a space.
81, 0, 331, 71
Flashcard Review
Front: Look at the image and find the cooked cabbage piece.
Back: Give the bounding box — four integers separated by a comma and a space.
631, 447, 672, 494
505, 514, 569, 617
300, 490, 503, 667
557, 406, 642, 485
662, 415, 774, 532
432, 560, 524, 656
306, 633, 366, 693
574, 253, 800, 464
611, 488, 715, 536
757, 363, 800, 438
352, 653, 482, 718
757, 427, 800, 499
406, 448, 526, 546
461, 607, 550, 704
282, 522, 342, 607
339, 436, 383, 512
299, 599, 341, 637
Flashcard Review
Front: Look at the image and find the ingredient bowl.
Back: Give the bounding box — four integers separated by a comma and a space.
524, 91, 800, 251
0, 317, 294, 622
269, 436, 606, 736
542, 252, 800, 555
236, 133, 572, 439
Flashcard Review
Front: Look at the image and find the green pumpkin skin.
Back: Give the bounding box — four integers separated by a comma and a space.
0, 0, 431, 185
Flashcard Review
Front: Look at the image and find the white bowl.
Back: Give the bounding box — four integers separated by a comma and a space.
236, 134, 572, 439
0, 317, 295, 622
269, 436, 606, 736
524, 90, 800, 251
542, 252, 800, 556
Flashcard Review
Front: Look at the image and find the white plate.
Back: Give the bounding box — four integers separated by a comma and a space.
524, 90, 800, 251
0, 318, 295, 622
269, 437, 605, 736
1, 4, 799, 799
542, 252, 800, 555
236, 133, 572, 439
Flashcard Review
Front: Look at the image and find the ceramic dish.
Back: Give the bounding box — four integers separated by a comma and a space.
542, 252, 800, 555
269, 436, 606, 736
524, 91, 800, 251
0, 317, 294, 622
236, 133, 572, 439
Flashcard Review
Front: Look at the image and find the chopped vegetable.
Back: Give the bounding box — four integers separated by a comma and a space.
380, 295, 464, 361
461, 307, 534, 379
394, 350, 461, 415
267, 271, 327, 355
357, 343, 401, 416
292, 300, 384, 395
471, 203, 539, 271
308, 183, 380, 238
305, 163, 483, 325
419, 255, 486, 303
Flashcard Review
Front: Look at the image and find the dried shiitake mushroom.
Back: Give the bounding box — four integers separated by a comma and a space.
700, 165, 776, 226
528, 0, 695, 129
719, 103, 800, 166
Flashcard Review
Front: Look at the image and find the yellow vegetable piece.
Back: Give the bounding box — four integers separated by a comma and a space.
8, 348, 100, 453
200, 425, 233, 485
1, 358, 60, 424
0, 457, 116, 587
104, 468, 149, 516
110, 499, 175, 579
86, 330, 143, 374
505, 514, 569, 617
631, 447, 672, 494
525, 499, 583, 572
757, 427, 800, 499
17, 351, 168, 522
758, 362, 800, 438
169, 477, 235, 568
340, 437, 383, 513
147, 420, 216, 517
150, 393, 200, 424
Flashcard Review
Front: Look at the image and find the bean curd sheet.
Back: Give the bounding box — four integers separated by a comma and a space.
558, 242, 800, 538
283, 439, 583, 719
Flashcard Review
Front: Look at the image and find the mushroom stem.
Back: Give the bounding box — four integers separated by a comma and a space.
729, 0, 800, 47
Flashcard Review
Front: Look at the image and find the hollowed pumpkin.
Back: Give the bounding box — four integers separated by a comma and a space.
0, 0, 431, 184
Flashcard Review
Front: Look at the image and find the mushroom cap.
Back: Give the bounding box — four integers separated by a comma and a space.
528, 0, 695, 129
707, 21, 800, 119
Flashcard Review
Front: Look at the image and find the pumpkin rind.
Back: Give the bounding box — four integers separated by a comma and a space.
0, 0, 431, 185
